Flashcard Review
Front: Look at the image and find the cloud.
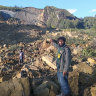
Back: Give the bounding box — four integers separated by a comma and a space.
67, 9, 77, 14
90, 9, 96, 13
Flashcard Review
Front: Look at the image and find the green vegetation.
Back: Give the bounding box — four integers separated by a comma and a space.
82, 47, 96, 57
44, 6, 96, 29
47, 28, 96, 57
0, 5, 96, 30
84, 17, 96, 29
44, 6, 80, 29
82, 48, 93, 57
57, 19, 84, 29
0, 5, 22, 11
48, 16, 96, 29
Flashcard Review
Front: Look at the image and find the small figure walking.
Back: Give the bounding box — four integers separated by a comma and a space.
19, 48, 24, 65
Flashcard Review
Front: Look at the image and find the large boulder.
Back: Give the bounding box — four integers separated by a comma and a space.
0, 77, 30, 96
87, 58, 96, 67
42, 55, 56, 70
78, 72, 96, 96
91, 83, 96, 96
74, 62, 93, 74
33, 80, 59, 96
68, 71, 79, 96
83, 87, 91, 96
21, 64, 39, 78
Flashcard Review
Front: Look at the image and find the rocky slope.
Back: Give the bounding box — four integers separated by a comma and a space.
0, 6, 77, 27
0, 20, 96, 96
0, 23, 46, 45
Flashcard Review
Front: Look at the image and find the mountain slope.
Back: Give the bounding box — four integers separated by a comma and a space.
0, 6, 78, 28
43, 6, 77, 28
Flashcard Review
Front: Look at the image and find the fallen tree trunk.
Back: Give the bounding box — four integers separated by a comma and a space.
42, 55, 56, 70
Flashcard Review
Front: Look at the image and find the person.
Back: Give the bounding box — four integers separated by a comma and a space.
50, 37, 71, 96
19, 48, 24, 65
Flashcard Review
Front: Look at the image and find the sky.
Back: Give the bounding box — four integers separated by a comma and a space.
0, 0, 96, 18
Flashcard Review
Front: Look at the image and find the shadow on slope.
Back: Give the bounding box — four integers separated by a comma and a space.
0, 23, 46, 46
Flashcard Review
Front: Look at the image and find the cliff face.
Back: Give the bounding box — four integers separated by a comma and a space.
43, 6, 76, 22
14, 7, 43, 25
0, 6, 77, 27
43, 6, 77, 27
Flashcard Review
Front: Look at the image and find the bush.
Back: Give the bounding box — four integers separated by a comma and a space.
82, 47, 96, 57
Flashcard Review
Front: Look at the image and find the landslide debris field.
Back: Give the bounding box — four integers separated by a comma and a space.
0, 22, 96, 96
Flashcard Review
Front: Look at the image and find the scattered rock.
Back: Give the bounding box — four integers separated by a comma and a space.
90, 37, 96, 49
72, 46, 82, 55
0, 19, 96, 96
5, 52, 14, 58
34, 87, 49, 96
72, 65, 78, 70
3, 44, 7, 48
0, 77, 30, 96
16, 72, 22, 78
91, 84, 96, 96
87, 58, 96, 66
46, 45, 56, 52
1, 67, 8, 73
76, 62, 93, 74
21, 64, 40, 78
83, 87, 91, 96
34, 80, 59, 96
69, 71, 79, 96
41, 40, 50, 49
3, 74, 12, 81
